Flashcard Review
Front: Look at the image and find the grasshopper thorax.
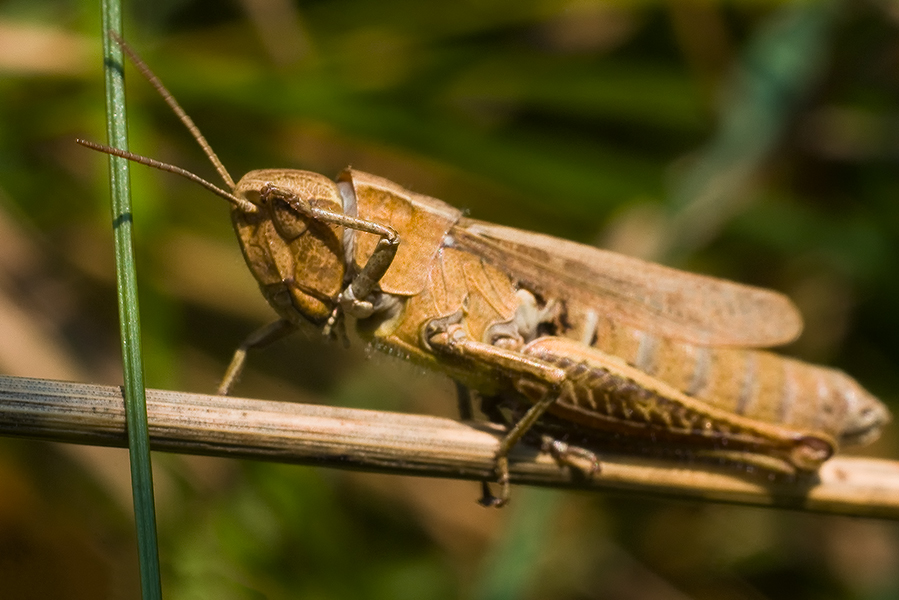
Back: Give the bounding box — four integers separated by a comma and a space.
232, 169, 349, 325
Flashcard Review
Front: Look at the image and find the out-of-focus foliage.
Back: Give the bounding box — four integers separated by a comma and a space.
0, 1, 898, 599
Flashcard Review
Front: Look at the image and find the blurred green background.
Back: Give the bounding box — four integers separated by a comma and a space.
1, 0, 899, 598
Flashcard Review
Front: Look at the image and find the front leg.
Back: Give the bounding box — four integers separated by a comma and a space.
218, 318, 297, 395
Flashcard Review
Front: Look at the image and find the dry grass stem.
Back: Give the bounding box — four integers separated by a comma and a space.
0, 374, 897, 519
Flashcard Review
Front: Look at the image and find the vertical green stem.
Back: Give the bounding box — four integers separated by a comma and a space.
100, 2, 163, 598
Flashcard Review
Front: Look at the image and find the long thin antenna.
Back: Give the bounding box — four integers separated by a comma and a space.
77, 139, 257, 213
109, 30, 237, 191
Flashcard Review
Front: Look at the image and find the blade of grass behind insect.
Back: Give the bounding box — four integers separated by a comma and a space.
100, 2, 163, 598
663, 0, 840, 261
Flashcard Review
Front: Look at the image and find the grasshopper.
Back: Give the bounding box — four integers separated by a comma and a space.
80, 35, 890, 506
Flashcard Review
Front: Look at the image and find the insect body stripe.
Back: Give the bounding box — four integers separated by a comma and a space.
779, 362, 800, 423
736, 352, 757, 417
635, 331, 659, 374
813, 372, 830, 428
686, 346, 711, 397
581, 310, 599, 346
780, 361, 798, 424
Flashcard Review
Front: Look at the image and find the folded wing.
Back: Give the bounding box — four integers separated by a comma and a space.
451, 219, 803, 348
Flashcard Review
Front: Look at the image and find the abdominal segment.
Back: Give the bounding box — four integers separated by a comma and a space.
584, 315, 884, 446
517, 336, 835, 473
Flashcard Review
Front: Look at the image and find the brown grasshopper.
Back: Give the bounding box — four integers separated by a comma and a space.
80, 35, 890, 506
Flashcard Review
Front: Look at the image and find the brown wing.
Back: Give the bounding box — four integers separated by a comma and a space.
450, 219, 803, 348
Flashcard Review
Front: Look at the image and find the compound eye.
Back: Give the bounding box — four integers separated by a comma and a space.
271, 196, 308, 240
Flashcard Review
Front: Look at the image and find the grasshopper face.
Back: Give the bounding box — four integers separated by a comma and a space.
231, 169, 349, 326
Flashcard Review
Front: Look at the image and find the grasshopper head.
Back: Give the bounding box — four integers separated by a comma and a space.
232, 169, 349, 326
76, 38, 356, 329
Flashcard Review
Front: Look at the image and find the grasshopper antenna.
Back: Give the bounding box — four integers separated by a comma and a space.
108, 30, 237, 191
76, 138, 257, 214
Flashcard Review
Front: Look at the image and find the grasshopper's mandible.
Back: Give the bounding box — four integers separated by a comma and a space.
80, 34, 890, 506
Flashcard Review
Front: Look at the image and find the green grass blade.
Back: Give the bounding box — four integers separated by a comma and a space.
100, 1, 163, 598
664, 0, 840, 259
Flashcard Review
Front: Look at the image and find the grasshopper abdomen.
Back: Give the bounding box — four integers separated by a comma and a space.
517, 336, 836, 474
586, 318, 887, 448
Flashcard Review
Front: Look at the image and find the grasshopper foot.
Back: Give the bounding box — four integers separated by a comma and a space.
541, 436, 601, 478
477, 482, 506, 508
478, 455, 512, 508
